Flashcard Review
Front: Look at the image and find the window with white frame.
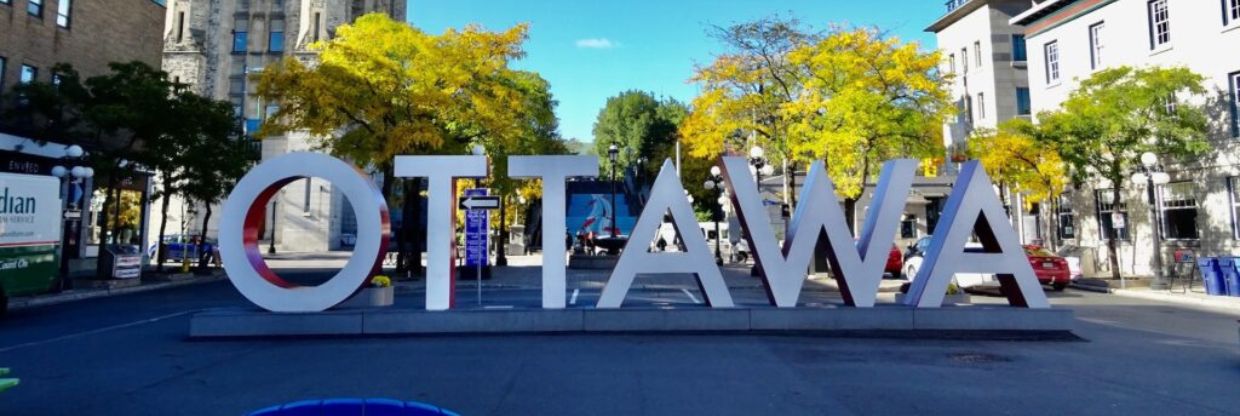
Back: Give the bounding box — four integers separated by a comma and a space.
27, 0, 42, 17
961, 47, 968, 74
19, 64, 37, 84
948, 53, 955, 74
1148, 0, 1170, 49
1095, 189, 1129, 241
1160, 182, 1199, 240
977, 93, 986, 120
1089, 22, 1104, 69
56, 0, 71, 28
1230, 177, 1240, 239
974, 41, 982, 67
1225, 0, 1240, 25
1044, 41, 1060, 83
1057, 194, 1076, 240
1230, 71, 1240, 138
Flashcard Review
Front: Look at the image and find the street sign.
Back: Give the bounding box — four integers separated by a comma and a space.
463, 189, 490, 269
459, 195, 500, 210
1111, 212, 1126, 229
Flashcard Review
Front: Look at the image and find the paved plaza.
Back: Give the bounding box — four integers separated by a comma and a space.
2, 254, 1240, 415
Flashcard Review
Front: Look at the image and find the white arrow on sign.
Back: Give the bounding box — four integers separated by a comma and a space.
459, 196, 501, 210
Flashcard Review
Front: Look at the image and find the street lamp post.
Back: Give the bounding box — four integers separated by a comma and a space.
748, 145, 773, 277
268, 197, 278, 254
608, 143, 619, 239
51, 145, 93, 292
704, 166, 725, 265
1132, 152, 1171, 290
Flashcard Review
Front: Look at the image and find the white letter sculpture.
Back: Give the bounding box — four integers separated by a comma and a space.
721, 157, 916, 307
902, 161, 1050, 308
509, 156, 599, 308
395, 155, 488, 310
219, 152, 391, 312
597, 159, 734, 308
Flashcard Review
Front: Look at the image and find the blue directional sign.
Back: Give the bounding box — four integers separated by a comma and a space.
463, 188, 489, 268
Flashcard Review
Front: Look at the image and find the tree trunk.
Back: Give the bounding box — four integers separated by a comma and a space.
788, 160, 797, 210
395, 179, 413, 277
156, 175, 172, 273
1107, 185, 1123, 281
196, 203, 212, 273
94, 175, 119, 279
1047, 197, 1059, 252
409, 178, 424, 276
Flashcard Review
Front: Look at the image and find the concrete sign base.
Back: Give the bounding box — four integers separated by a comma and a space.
189, 306, 1074, 338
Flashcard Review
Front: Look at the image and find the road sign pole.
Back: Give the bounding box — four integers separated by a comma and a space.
477, 208, 484, 306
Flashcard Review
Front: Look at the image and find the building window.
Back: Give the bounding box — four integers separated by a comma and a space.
1095, 189, 1130, 241
1089, 22, 1104, 70
269, 20, 285, 52
302, 179, 312, 214
56, 0, 71, 27
1149, 0, 1171, 49
177, 12, 186, 43
1016, 88, 1031, 115
1057, 194, 1076, 240
960, 47, 968, 74
974, 41, 982, 68
1160, 182, 1199, 240
1230, 71, 1240, 138
313, 12, 322, 42
1228, 0, 1240, 25
977, 93, 986, 120
19, 65, 37, 84
0, 56, 6, 91
1044, 41, 1060, 83
233, 31, 248, 53
1011, 34, 1027, 62
1229, 177, 1240, 239
27, 0, 42, 17
948, 53, 955, 74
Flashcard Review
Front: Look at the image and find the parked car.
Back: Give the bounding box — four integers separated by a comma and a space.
885, 243, 903, 279
902, 236, 1071, 291
152, 234, 216, 263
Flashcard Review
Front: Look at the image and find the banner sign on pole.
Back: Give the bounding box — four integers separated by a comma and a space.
464, 188, 489, 268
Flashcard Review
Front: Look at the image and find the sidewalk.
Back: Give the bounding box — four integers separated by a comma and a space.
8, 270, 226, 311
1071, 280, 1240, 313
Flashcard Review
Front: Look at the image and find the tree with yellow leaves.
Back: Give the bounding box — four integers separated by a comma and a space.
967, 118, 1068, 248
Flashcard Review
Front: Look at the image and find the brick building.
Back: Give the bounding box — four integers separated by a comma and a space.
0, 0, 165, 91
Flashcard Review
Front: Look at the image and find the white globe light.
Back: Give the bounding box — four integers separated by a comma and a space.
70, 166, 87, 178
704, 180, 715, 190
471, 144, 486, 156
66, 145, 84, 158
686, 195, 695, 204
710, 166, 722, 177
761, 164, 775, 176
717, 196, 729, 206
1130, 173, 1148, 185
83, 167, 95, 178
51, 165, 68, 178
721, 203, 732, 213
749, 146, 765, 159
1140, 152, 1157, 167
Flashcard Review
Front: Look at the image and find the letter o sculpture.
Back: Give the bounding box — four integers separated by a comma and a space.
219, 152, 390, 312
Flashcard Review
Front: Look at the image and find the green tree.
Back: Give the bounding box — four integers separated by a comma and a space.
592, 91, 685, 185
1038, 66, 1210, 280
967, 118, 1068, 248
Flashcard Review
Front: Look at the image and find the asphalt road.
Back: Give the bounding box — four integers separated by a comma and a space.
2, 262, 1240, 415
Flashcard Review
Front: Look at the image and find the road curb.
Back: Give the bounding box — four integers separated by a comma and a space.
9, 274, 226, 311
1075, 283, 1240, 312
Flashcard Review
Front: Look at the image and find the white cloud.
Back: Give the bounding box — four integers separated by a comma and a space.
575, 38, 618, 49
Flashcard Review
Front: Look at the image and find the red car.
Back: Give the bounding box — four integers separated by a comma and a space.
886, 244, 903, 279
1025, 245, 1070, 291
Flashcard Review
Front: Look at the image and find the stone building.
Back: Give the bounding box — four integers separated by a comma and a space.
159, 0, 405, 252
1011, 0, 1240, 280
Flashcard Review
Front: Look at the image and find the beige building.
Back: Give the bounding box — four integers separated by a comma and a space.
159, 0, 405, 252
1012, 0, 1240, 280
0, 0, 164, 92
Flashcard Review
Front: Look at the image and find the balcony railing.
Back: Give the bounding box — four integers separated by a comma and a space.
945, 0, 972, 13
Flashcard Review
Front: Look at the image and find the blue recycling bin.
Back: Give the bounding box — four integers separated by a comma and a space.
1220, 257, 1240, 297
1196, 258, 1224, 296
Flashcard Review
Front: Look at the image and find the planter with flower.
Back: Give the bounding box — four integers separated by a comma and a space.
339, 275, 395, 308
896, 281, 971, 305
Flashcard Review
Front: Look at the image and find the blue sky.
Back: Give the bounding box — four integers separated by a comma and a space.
407, 1, 943, 144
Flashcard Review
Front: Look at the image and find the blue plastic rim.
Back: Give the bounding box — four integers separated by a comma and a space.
247, 398, 456, 416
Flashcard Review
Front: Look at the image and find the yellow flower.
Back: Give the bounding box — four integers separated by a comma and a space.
371, 275, 392, 288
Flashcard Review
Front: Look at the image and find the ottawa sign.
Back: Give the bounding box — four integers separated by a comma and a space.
218, 153, 1049, 313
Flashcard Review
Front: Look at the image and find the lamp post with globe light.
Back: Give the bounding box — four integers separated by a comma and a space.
748, 145, 773, 276
1132, 151, 1172, 290
704, 166, 726, 265
51, 145, 93, 291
